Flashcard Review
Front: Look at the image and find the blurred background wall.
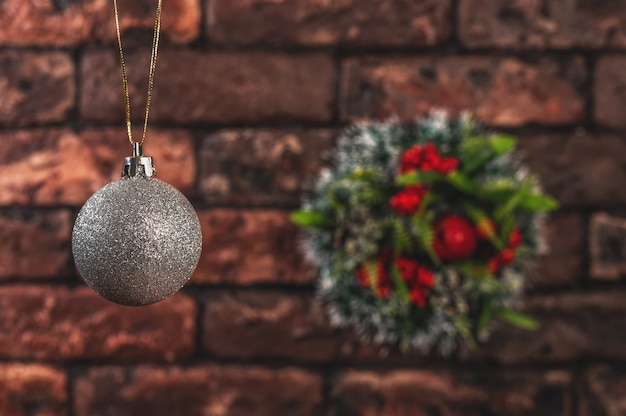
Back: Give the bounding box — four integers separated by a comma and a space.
0, 0, 624, 415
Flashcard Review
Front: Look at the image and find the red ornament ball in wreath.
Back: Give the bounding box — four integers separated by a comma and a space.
433, 215, 478, 261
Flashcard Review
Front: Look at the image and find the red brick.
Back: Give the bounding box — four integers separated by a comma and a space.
0, 210, 71, 280
580, 365, 626, 416
341, 56, 586, 127
74, 365, 322, 416
0, 51, 74, 126
194, 210, 315, 285
468, 291, 626, 363
207, 0, 452, 47
0, 286, 195, 361
517, 131, 626, 207
81, 50, 335, 124
331, 369, 572, 416
595, 56, 626, 129
459, 0, 626, 50
0, 363, 67, 416
590, 212, 626, 280
96, 0, 201, 44
0, 128, 195, 206
0, 0, 200, 46
199, 289, 469, 365
202, 291, 343, 361
530, 213, 585, 288
200, 129, 335, 206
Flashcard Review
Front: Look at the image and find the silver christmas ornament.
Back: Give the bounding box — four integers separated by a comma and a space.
72, 144, 202, 306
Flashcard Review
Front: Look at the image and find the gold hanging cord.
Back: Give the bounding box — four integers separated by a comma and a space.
113, 0, 163, 146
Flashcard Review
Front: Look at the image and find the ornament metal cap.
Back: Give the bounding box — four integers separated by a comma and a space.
122, 142, 156, 178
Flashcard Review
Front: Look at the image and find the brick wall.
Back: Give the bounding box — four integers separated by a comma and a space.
0, 0, 624, 415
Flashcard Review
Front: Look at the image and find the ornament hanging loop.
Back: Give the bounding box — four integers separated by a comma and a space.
133, 142, 143, 157
123, 143, 156, 178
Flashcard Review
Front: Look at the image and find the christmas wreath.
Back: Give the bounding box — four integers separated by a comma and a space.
292, 113, 558, 354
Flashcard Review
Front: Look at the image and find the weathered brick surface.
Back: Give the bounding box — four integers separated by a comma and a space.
0, 364, 67, 416
194, 210, 315, 285
81, 50, 335, 124
201, 290, 447, 364
200, 129, 335, 206
0, 2, 623, 414
0, 51, 74, 126
459, 0, 626, 50
595, 56, 626, 129
470, 291, 626, 363
530, 213, 585, 288
517, 131, 626, 208
207, 0, 452, 47
0, 0, 200, 46
590, 212, 626, 280
202, 291, 342, 361
0, 286, 195, 362
341, 56, 586, 126
331, 369, 572, 416
579, 365, 626, 416
95, 0, 201, 44
0, 210, 71, 280
74, 365, 323, 416
0, 129, 195, 206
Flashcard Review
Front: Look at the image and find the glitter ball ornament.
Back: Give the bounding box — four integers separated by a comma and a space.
72, 145, 202, 306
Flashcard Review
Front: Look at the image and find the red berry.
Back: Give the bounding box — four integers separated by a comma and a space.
508, 228, 523, 248
390, 185, 427, 216
420, 143, 441, 172
378, 285, 390, 298
420, 161, 435, 171
376, 258, 392, 298
499, 248, 515, 265
394, 257, 418, 282
423, 143, 438, 158
437, 158, 459, 174
410, 287, 428, 308
390, 192, 421, 215
417, 267, 434, 288
400, 145, 423, 173
488, 258, 500, 274
433, 215, 478, 261
356, 267, 369, 287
